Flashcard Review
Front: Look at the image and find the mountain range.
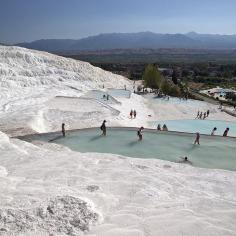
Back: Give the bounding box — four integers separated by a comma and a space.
17, 32, 236, 52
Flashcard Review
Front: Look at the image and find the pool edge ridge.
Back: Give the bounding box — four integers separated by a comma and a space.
15, 126, 236, 142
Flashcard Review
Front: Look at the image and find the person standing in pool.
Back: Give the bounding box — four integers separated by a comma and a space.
62, 123, 65, 137
194, 132, 200, 145
223, 128, 229, 137
100, 120, 107, 136
134, 110, 137, 119
162, 124, 168, 131
137, 127, 144, 141
211, 127, 217, 136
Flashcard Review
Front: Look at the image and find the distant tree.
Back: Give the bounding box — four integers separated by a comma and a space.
143, 64, 162, 89
226, 92, 236, 101
233, 69, 236, 77
169, 85, 181, 97
182, 69, 189, 77
172, 69, 178, 85
161, 79, 171, 95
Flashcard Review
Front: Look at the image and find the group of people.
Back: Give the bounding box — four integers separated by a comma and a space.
211, 127, 230, 136
103, 94, 109, 101
130, 109, 137, 119
195, 110, 210, 119
157, 124, 168, 131
193, 127, 230, 145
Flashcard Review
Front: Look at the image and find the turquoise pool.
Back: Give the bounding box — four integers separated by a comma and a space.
149, 120, 236, 137
108, 89, 131, 98
22, 128, 236, 172
145, 95, 207, 106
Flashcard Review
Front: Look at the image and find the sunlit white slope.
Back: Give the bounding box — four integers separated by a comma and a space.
0, 45, 130, 90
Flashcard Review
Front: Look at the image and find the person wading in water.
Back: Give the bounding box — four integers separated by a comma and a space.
223, 127, 229, 137
137, 127, 144, 141
62, 123, 65, 137
194, 132, 200, 145
100, 120, 107, 136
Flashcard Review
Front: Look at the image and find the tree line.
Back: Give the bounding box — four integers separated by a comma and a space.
142, 64, 187, 97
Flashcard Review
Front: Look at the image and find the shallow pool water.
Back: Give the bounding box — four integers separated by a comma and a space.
83, 90, 120, 105
148, 96, 207, 106
108, 89, 131, 98
25, 128, 236, 172
149, 119, 236, 137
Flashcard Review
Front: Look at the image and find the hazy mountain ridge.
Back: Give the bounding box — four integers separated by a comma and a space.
17, 32, 236, 52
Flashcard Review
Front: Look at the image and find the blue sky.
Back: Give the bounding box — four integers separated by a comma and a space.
1, 0, 236, 43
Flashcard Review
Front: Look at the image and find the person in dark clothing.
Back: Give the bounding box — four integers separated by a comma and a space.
130, 109, 133, 119
100, 120, 107, 136
137, 127, 144, 141
196, 111, 200, 119
207, 110, 210, 117
223, 128, 229, 137
62, 123, 65, 137
194, 132, 200, 145
157, 124, 161, 131
199, 112, 203, 119
178, 156, 192, 165
211, 127, 217, 136
134, 110, 137, 119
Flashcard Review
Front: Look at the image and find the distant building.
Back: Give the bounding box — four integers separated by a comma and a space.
158, 67, 173, 76
206, 87, 236, 101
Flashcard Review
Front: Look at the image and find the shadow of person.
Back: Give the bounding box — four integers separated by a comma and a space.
128, 140, 139, 147
49, 135, 64, 142
90, 135, 103, 142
